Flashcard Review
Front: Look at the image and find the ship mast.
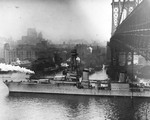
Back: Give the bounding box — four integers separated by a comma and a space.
71, 49, 78, 73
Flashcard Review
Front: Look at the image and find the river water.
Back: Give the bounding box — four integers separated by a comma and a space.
0, 71, 150, 120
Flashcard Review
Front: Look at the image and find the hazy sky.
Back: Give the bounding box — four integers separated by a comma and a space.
0, 0, 112, 43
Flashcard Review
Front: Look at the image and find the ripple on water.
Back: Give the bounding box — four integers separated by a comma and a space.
0, 93, 150, 120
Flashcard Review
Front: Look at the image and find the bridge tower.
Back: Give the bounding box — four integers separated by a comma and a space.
107, 0, 143, 81
111, 0, 142, 35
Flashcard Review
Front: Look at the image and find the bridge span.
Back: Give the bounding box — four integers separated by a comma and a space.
107, 0, 150, 82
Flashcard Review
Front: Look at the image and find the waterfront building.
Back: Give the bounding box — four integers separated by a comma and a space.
3, 43, 36, 64
27, 28, 37, 38
3, 28, 49, 64
16, 44, 36, 61
4, 43, 10, 64
18, 28, 43, 45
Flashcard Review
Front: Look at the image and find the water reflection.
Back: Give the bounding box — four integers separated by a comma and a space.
1, 93, 149, 120
132, 98, 150, 120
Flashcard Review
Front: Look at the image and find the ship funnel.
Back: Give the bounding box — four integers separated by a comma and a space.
81, 68, 90, 88
82, 68, 89, 81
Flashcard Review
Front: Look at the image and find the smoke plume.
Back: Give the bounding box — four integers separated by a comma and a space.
0, 63, 34, 74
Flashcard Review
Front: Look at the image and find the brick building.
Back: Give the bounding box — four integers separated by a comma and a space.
3, 43, 36, 64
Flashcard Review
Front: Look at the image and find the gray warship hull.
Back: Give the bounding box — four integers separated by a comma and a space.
4, 81, 150, 97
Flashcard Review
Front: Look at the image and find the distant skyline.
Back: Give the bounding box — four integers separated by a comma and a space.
0, 0, 112, 45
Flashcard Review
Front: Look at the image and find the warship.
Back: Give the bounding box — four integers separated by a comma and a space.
4, 67, 150, 97
4, 71, 150, 97
3, 49, 150, 97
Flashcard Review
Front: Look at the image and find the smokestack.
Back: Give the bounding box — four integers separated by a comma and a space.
82, 68, 89, 81
81, 68, 90, 88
